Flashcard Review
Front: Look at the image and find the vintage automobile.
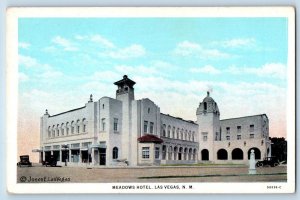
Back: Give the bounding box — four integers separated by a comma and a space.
256, 156, 280, 167
17, 155, 32, 167
42, 155, 57, 167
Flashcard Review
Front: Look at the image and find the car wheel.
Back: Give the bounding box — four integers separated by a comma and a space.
256, 162, 263, 167
273, 163, 279, 167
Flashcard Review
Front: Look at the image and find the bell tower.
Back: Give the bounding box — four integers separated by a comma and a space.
114, 75, 135, 102
196, 91, 220, 162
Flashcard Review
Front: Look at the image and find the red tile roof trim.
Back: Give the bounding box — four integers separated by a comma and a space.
137, 134, 163, 144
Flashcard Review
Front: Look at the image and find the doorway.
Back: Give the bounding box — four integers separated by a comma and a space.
99, 148, 106, 165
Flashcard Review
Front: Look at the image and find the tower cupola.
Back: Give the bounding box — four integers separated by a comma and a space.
196, 91, 220, 116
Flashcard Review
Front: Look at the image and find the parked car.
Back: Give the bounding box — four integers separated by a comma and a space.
17, 155, 32, 167
42, 155, 57, 167
256, 156, 280, 167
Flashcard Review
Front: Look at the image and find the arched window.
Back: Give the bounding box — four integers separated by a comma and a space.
188, 131, 191, 141
102, 104, 104, 109
66, 122, 69, 135
201, 149, 209, 161
48, 126, 51, 138
76, 119, 80, 133
184, 130, 187, 140
57, 124, 60, 136
52, 125, 55, 137
192, 131, 195, 141
82, 118, 86, 132
204, 102, 207, 111
181, 129, 184, 140
176, 128, 180, 139
217, 149, 228, 160
247, 148, 261, 160
71, 121, 74, 134
167, 125, 171, 137
61, 123, 64, 135
162, 124, 166, 137
112, 147, 118, 159
172, 127, 175, 138
232, 148, 244, 160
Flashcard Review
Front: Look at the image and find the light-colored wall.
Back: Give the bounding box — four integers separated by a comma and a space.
220, 114, 269, 141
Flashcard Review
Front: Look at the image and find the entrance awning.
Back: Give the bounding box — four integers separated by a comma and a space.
81, 148, 88, 151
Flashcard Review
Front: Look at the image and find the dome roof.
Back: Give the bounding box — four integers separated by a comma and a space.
203, 91, 215, 102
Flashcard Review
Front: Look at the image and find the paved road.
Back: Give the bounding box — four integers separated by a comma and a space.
17, 165, 287, 183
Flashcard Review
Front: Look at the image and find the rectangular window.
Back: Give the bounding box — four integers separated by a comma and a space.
142, 147, 150, 159
237, 126, 241, 133
215, 132, 219, 141
144, 121, 148, 133
237, 135, 241, 140
226, 127, 230, 134
155, 147, 160, 159
250, 124, 254, 132
202, 132, 208, 141
101, 118, 106, 131
114, 118, 118, 132
250, 134, 254, 139
150, 122, 154, 134
226, 135, 230, 140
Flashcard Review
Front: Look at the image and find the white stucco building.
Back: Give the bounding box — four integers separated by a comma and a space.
39, 75, 271, 166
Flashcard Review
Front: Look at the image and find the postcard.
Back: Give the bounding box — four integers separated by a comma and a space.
6, 7, 295, 194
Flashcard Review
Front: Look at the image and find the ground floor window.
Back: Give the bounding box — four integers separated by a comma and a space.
142, 147, 150, 159
113, 147, 118, 159
155, 147, 160, 159
71, 150, 80, 162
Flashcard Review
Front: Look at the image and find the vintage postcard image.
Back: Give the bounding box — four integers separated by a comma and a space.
6, 7, 295, 193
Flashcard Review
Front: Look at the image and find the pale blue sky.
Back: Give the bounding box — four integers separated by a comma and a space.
18, 17, 288, 137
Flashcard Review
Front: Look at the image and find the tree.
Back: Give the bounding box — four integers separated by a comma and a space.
269, 137, 287, 162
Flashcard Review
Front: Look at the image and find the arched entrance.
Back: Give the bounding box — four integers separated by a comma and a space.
232, 148, 243, 160
247, 147, 261, 159
201, 149, 209, 161
217, 149, 228, 160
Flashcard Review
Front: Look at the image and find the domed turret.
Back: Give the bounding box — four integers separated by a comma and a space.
196, 91, 220, 116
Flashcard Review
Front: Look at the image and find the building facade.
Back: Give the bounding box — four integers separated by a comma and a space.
39, 75, 271, 166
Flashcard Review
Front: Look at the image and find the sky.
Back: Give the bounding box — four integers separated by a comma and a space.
18, 17, 288, 159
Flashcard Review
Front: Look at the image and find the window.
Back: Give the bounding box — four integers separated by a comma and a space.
204, 102, 207, 111
150, 122, 154, 134
147, 108, 150, 114
155, 147, 160, 159
61, 123, 64, 135
71, 121, 74, 134
112, 147, 118, 159
202, 132, 208, 141
215, 132, 219, 141
237, 126, 241, 133
47, 129, 50, 138
162, 124, 166, 136
52, 125, 55, 137
226, 135, 230, 140
144, 121, 148, 133
114, 118, 118, 132
102, 104, 104, 109
250, 125, 254, 132
66, 122, 69, 135
167, 126, 171, 137
101, 118, 106, 131
142, 147, 150, 159
57, 125, 60, 136
226, 127, 230, 134
172, 127, 175, 138
237, 135, 241, 140
250, 134, 254, 139
176, 128, 179, 139
82, 119, 86, 132
77, 120, 80, 133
